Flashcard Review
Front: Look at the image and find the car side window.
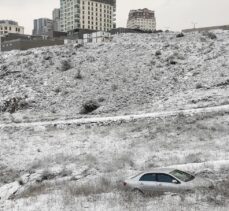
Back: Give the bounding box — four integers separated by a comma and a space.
139, 173, 156, 182
157, 174, 177, 183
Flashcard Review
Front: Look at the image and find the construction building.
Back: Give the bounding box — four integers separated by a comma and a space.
53, 9, 61, 31
110, 27, 154, 35
0, 20, 24, 35
60, 0, 116, 32
0, 33, 66, 52
33, 18, 53, 36
127, 8, 156, 31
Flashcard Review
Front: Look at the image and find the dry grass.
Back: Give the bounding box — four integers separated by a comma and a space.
29, 153, 79, 171
103, 152, 135, 173
63, 177, 114, 197
205, 177, 229, 206
15, 183, 51, 199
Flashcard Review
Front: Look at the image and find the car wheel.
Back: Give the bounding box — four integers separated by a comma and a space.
132, 188, 144, 197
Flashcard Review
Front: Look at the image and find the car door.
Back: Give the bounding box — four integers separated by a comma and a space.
138, 173, 159, 193
156, 173, 181, 193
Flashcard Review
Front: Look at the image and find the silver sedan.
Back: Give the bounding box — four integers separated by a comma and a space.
123, 168, 214, 194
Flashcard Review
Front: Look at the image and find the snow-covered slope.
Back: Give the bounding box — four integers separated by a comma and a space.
1, 31, 229, 210
1, 31, 229, 123
1, 109, 229, 210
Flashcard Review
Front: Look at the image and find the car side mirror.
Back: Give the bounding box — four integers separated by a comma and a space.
172, 180, 178, 184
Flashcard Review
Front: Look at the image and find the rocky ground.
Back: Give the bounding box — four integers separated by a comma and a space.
1, 30, 229, 210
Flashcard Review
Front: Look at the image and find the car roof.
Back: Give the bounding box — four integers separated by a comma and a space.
143, 168, 177, 174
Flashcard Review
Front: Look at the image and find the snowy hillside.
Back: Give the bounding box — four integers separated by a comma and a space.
1, 31, 229, 123
1, 31, 229, 211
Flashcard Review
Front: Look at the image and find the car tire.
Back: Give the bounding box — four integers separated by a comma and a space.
132, 188, 144, 197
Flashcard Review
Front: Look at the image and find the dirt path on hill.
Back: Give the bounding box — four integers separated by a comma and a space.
1, 104, 229, 129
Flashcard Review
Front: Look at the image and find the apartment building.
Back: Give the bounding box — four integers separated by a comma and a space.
60, 0, 116, 32
127, 8, 156, 31
0, 20, 24, 35
33, 18, 53, 36
53, 9, 61, 31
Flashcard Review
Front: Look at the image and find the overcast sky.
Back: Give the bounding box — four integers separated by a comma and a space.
0, 0, 229, 34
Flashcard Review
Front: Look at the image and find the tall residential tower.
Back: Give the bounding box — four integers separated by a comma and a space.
53, 9, 61, 31
33, 18, 53, 36
127, 8, 156, 31
60, 0, 116, 32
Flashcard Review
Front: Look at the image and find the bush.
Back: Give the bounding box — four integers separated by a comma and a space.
98, 97, 105, 102
155, 50, 162, 56
196, 83, 203, 89
54, 87, 61, 93
203, 32, 217, 40
74, 70, 83, 79
39, 170, 55, 182
170, 60, 177, 65
17, 178, 24, 186
80, 100, 100, 114
176, 33, 184, 38
60, 60, 71, 71
0, 97, 29, 114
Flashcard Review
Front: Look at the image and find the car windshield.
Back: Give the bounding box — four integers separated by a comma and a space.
170, 170, 195, 182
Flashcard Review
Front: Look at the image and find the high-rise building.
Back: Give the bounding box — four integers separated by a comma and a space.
0, 20, 24, 35
127, 8, 156, 31
53, 9, 61, 31
33, 18, 53, 36
60, 0, 116, 32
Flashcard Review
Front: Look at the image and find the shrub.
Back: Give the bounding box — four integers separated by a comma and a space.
80, 100, 100, 114
43, 55, 52, 61
74, 70, 83, 79
203, 32, 217, 40
112, 84, 118, 91
216, 79, 229, 87
17, 178, 24, 186
98, 97, 105, 102
39, 170, 55, 182
196, 83, 203, 89
60, 60, 71, 71
176, 33, 184, 38
54, 87, 61, 93
155, 50, 162, 56
74, 43, 83, 49
170, 60, 177, 65
0, 97, 29, 114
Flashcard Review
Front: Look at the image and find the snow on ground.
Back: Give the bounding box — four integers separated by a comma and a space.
1, 109, 229, 210
1, 31, 229, 123
1, 30, 229, 210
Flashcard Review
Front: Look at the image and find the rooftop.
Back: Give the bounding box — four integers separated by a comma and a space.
0, 20, 18, 26
129, 8, 155, 14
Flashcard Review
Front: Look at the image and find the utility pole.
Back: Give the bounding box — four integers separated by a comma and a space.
0, 35, 2, 52
192, 22, 197, 29
0, 34, 5, 52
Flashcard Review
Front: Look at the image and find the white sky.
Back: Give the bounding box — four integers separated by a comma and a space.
0, 0, 229, 34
